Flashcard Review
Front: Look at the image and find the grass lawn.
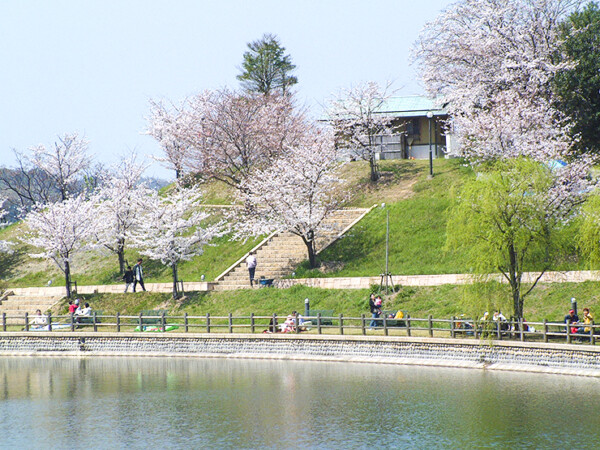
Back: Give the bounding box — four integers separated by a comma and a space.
52, 280, 600, 325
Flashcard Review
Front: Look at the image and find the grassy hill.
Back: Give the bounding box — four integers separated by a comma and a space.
0, 159, 588, 288
3, 158, 597, 322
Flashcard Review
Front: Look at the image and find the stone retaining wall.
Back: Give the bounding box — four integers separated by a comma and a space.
1, 333, 599, 377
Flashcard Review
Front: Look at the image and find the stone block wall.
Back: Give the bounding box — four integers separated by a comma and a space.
1, 334, 599, 376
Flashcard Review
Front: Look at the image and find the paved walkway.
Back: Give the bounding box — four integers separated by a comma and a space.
5, 270, 600, 297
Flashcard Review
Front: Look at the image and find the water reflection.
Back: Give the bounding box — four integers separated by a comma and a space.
0, 357, 599, 448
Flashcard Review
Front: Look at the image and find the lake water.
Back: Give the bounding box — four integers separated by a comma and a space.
0, 357, 599, 449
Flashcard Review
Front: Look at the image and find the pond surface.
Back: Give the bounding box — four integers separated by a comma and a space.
0, 357, 599, 448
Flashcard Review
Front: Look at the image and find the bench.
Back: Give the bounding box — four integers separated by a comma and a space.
76, 310, 103, 325
139, 310, 169, 325
304, 309, 335, 326
381, 310, 406, 327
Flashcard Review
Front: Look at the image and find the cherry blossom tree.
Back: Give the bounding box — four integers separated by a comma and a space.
131, 186, 225, 298
326, 81, 395, 182
29, 133, 92, 201
0, 197, 14, 254
232, 130, 346, 268
22, 194, 98, 298
94, 154, 154, 274
414, 0, 579, 116
147, 99, 190, 179
153, 88, 308, 189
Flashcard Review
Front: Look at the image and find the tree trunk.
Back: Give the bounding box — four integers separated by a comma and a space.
369, 156, 379, 182
508, 243, 523, 319
64, 259, 72, 299
172, 263, 179, 299
117, 238, 125, 275
301, 231, 317, 268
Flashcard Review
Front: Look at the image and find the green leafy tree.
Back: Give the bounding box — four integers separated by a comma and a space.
446, 158, 575, 319
237, 33, 297, 95
555, 2, 600, 155
577, 191, 600, 267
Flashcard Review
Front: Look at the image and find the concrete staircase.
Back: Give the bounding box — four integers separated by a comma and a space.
215, 207, 373, 290
0, 293, 62, 325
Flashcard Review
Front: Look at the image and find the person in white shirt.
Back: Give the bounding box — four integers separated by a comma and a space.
246, 252, 257, 286
30, 309, 47, 329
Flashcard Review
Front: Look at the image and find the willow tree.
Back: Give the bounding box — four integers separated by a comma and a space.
446, 158, 580, 319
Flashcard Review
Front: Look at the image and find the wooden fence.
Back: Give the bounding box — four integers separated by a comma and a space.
1, 312, 597, 345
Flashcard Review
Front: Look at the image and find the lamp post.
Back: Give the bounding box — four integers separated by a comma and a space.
427, 111, 434, 178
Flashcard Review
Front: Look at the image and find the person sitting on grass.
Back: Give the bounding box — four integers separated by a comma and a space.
75, 302, 92, 323
29, 309, 47, 329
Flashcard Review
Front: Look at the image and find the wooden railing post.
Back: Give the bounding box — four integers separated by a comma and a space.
93, 312, 98, 332
24, 312, 29, 332
543, 319, 548, 343
228, 313, 233, 333
428, 314, 433, 337
70, 313, 74, 332
591, 321, 595, 345
361, 314, 366, 335
206, 313, 211, 333
139, 312, 143, 331
161, 311, 166, 332
250, 313, 255, 334
519, 318, 524, 342
116, 312, 120, 332
47, 312, 52, 332
184, 313, 188, 333
566, 321, 572, 344
383, 314, 388, 336
406, 315, 411, 337
317, 313, 322, 335
450, 316, 455, 338
339, 314, 344, 335
2, 312, 6, 332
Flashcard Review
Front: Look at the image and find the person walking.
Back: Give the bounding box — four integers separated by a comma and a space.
133, 259, 146, 292
369, 293, 381, 329
123, 265, 134, 293
246, 252, 257, 287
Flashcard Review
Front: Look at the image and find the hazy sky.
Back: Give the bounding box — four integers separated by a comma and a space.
0, 0, 454, 179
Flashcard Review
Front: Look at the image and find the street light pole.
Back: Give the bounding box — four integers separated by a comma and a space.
427, 111, 434, 178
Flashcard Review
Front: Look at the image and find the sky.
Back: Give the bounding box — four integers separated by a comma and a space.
0, 0, 454, 180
